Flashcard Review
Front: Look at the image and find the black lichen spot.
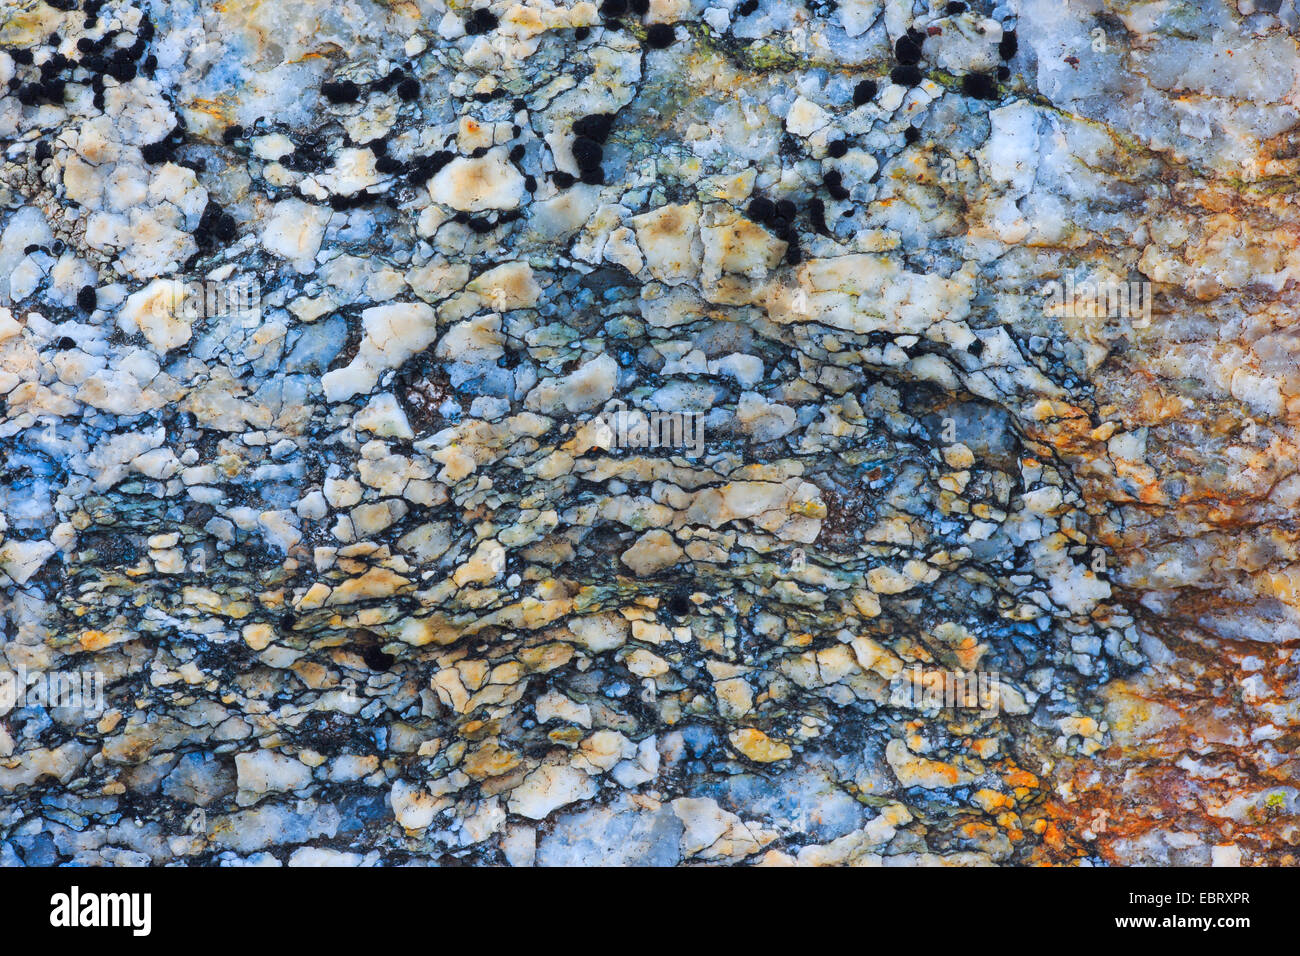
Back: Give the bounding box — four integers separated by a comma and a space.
551, 170, 577, 188
508, 144, 526, 165
737, 0, 758, 14
279, 612, 297, 632
890, 64, 922, 86
281, 135, 330, 173
808, 197, 828, 235
11, 48, 33, 66
600, 0, 627, 16
76, 285, 97, 312
630, 0, 650, 12
999, 29, 1018, 61
195, 200, 237, 245
40, 79, 67, 103
997, 64, 1010, 80
467, 216, 496, 233
571, 135, 603, 169
579, 165, 605, 185
946, 1, 967, 12
904, 125, 920, 144
213, 212, 237, 242
34, 140, 52, 162
894, 34, 923, 65
645, 23, 675, 48
575, 26, 591, 40
775, 198, 796, 222
106, 57, 136, 82
524, 174, 537, 192
76, 37, 94, 53
397, 77, 420, 101
826, 138, 848, 158
325, 192, 371, 211
572, 112, 615, 142
747, 196, 775, 223
966, 338, 985, 356
668, 593, 691, 616
222, 124, 244, 144
140, 140, 169, 164
371, 69, 402, 94
465, 8, 500, 34
376, 154, 404, 174
962, 72, 998, 100
56, 335, 76, 350
406, 150, 453, 187
822, 168, 850, 201
321, 79, 360, 103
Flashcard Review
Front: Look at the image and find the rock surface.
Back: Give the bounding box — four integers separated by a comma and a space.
0, 0, 1296, 867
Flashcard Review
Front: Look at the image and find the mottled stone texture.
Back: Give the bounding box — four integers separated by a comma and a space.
0, 0, 1296, 866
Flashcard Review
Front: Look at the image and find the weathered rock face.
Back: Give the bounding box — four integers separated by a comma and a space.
0, 0, 1295, 867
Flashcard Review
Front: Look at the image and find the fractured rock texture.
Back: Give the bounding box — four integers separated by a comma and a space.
0, 0, 1296, 865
